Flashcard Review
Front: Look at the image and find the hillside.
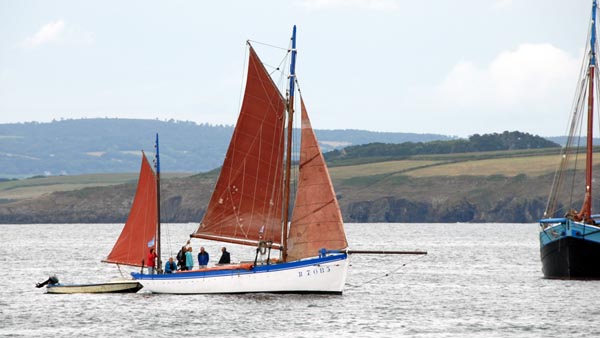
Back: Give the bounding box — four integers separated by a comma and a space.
324, 131, 559, 166
1, 146, 586, 224
0, 118, 452, 178
0, 172, 192, 202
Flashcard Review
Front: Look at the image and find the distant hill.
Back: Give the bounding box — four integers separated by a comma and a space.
0, 119, 232, 177
545, 136, 600, 146
0, 118, 452, 178
324, 131, 560, 165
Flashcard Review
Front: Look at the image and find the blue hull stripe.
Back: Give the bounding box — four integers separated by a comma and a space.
132, 254, 347, 280
539, 219, 600, 247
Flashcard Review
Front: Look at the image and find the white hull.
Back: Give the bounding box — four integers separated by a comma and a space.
46, 280, 142, 294
132, 254, 348, 294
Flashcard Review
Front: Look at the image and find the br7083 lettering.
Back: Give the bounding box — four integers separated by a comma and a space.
298, 266, 331, 277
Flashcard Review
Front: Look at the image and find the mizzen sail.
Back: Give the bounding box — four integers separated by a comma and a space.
104, 153, 157, 267
192, 46, 286, 247
287, 98, 348, 261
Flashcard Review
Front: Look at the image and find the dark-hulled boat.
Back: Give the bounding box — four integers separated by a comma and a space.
539, 0, 600, 279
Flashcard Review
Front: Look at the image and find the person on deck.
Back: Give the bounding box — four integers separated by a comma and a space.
218, 247, 231, 265
177, 246, 187, 271
197, 247, 209, 268
147, 247, 157, 274
165, 257, 177, 274
185, 247, 194, 270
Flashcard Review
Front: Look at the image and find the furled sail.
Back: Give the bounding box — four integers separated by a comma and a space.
192, 46, 286, 247
104, 153, 157, 267
287, 98, 348, 261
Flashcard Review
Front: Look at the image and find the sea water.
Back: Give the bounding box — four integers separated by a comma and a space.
1, 223, 599, 337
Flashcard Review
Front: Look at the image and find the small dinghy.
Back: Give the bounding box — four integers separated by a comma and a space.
36, 276, 142, 294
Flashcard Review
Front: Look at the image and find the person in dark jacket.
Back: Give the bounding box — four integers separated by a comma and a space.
218, 247, 231, 265
197, 247, 209, 268
165, 257, 177, 274
176, 246, 187, 271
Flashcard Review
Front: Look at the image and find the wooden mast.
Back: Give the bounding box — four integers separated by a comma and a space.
155, 133, 163, 273
579, 0, 597, 222
282, 25, 297, 262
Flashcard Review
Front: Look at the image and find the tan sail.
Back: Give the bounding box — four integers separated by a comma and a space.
287, 98, 348, 261
192, 46, 287, 247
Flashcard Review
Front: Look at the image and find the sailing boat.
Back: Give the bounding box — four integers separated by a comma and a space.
539, 0, 600, 279
39, 147, 160, 293
130, 27, 351, 294
132, 27, 426, 294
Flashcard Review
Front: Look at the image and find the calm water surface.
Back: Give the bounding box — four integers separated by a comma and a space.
1, 223, 599, 337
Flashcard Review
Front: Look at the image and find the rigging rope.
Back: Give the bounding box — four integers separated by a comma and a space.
558, 79, 584, 214
236, 46, 249, 114
275, 53, 290, 90
345, 254, 428, 290
117, 264, 125, 279
247, 39, 289, 51
545, 17, 596, 217
267, 52, 291, 78
164, 222, 174, 258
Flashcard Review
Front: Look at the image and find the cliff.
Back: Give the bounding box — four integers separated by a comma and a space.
0, 160, 572, 224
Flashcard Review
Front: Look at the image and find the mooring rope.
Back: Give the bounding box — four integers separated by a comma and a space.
345, 254, 428, 290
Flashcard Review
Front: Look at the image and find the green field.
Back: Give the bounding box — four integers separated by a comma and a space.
0, 147, 593, 203
327, 148, 576, 182
404, 155, 562, 178
3, 147, 596, 223
0, 173, 192, 201
328, 160, 442, 180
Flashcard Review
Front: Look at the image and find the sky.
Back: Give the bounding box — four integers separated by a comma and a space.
0, 0, 594, 137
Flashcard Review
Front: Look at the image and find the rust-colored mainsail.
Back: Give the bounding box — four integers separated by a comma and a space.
104, 153, 157, 267
192, 46, 286, 247
287, 98, 348, 261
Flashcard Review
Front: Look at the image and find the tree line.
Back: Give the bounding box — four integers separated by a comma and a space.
323, 131, 559, 161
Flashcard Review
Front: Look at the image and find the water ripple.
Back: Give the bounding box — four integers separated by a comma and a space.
2, 223, 600, 337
